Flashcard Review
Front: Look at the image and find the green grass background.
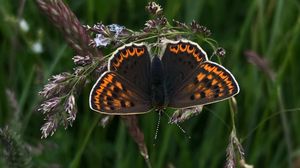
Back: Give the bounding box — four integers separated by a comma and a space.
1, 0, 300, 167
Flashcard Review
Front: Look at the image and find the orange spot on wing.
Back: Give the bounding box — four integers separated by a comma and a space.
113, 100, 121, 108
218, 93, 224, 97
113, 62, 121, 68
136, 48, 145, 56
103, 96, 108, 101
196, 83, 205, 91
218, 72, 227, 79
94, 87, 103, 108
224, 78, 235, 94
127, 48, 136, 56
117, 54, 124, 64
106, 90, 112, 97
187, 46, 195, 54
224, 77, 232, 85
94, 96, 100, 104
104, 75, 113, 84
95, 88, 102, 95
120, 93, 129, 99
115, 82, 123, 90
95, 104, 100, 110
194, 93, 201, 99
193, 50, 203, 62
204, 64, 216, 72
196, 57, 202, 62
100, 80, 109, 87
207, 74, 213, 79
121, 50, 128, 58
125, 101, 132, 107
169, 45, 179, 53
205, 89, 214, 98
212, 79, 218, 85
197, 73, 206, 81
179, 44, 188, 52
218, 83, 224, 92
212, 68, 222, 75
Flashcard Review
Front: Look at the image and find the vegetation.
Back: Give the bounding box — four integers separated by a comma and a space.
0, 0, 300, 167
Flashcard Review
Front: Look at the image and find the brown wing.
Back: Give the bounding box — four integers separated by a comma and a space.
89, 71, 152, 115
168, 61, 239, 108
109, 43, 151, 96
161, 39, 208, 97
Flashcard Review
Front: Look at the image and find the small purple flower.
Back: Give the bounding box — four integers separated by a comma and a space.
144, 17, 167, 31
93, 23, 107, 34
190, 20, 211, 36
39, 72, 71, 98
65, 94, 77, 124
49, 72, 71, 83
108, 24, 125, 36
145, 2, 163, 15
72, 55, 91, 66
40, 119, 58, 138
215, 47, 226, 57
173, 19, 188, 29
93, 34, 111, 47
73, 66, 85, 76
38, 97, 61, 114
145, 20, 156, 28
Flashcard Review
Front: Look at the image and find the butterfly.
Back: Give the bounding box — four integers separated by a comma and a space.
89, 39, 239, 115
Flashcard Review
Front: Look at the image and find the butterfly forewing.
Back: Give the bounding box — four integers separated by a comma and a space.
168, 61, 239, 108
89, 71, 152, 115
109, 43, 151, 95
161, 40, 208, 97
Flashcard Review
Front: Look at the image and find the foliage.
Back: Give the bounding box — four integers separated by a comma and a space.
0, 0, 300, 167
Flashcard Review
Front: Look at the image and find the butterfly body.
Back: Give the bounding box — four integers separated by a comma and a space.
89, 39, 239, 115
150, 55, 167, 109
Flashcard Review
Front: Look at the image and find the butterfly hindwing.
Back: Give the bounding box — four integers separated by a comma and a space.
109, 43, 151, 95
89, 71, 152, 115
168, 61, 240, 108
161, 40, 208, 97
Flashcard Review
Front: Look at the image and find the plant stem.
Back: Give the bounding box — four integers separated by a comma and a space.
277, 86, 292, 168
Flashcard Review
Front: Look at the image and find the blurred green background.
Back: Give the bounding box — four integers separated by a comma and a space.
1, 0, 300, 167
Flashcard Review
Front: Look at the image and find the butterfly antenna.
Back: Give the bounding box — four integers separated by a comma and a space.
163, 111, 191, 139
153, 110, 162, 146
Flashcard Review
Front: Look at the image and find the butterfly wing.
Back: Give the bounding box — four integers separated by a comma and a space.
90, 43, 152, 115
109, 43, 151, 95
161, 39, 208, 97
168, 61, 240, 108
89, 71, 152, 115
